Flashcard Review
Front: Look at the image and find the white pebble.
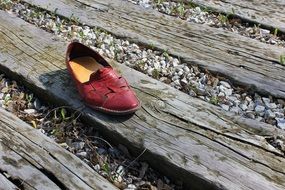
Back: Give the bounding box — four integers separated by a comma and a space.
24, 109, 36, 114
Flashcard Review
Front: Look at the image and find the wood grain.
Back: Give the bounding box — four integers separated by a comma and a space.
23, 0, 285, 100
0, 10, 284, 190
0, 109, 118, 190
191, 0, 285, 33
0, 172, 20, 190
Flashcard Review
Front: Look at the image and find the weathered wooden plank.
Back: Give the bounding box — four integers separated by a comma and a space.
0, 173, 20, 190
23, 0, 285, 100
190, 0, 285, 33
0, 142, 60, 190
0, 109, 118, 190
0, 10, 285, 190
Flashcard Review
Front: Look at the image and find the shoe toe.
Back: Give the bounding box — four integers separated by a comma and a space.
103, 91, 140, 112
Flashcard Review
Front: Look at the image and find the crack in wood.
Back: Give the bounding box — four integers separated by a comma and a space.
0, 139, 66, 190
0, 25, 64, 71
1, 8, 284, 189
0, 169, 25, 190
0, 119, 98, 190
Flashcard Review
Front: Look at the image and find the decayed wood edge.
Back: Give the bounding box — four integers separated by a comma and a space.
0, 111, 118, 190
22, 0, 285, 100
0, 172, 20, 190
190, 0, 285, 33
0, 10, 285, 190
0, 141, 61, 190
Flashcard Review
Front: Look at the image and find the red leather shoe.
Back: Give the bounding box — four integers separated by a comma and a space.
66, 42, 140, 115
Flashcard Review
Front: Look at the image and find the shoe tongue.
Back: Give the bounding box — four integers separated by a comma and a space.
89, 67, 117, 81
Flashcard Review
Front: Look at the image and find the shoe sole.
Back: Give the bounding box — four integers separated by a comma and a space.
87, 102, 141, 115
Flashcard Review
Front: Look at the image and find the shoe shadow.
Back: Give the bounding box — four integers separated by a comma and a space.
39, 69, 135, 123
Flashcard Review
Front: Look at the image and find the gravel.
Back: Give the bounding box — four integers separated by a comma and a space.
255, 105, 265, 113
0, 73, 180, 189
0, 0, 285, 163
277, 119, 285, 130
0, 1, 285, 130
127, 0, 285, 48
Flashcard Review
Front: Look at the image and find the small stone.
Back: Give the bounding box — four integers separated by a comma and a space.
76, 151, 87, 158
255, 105, 265, 113
219, 85, 226, 93
256, 116, 263, 122
160, 60, 166, 68
198, 96, 205, 100
0, 93, 3, 99
275, 112, 284, 118
180, 78, 188, 85
276, 118, 285, 130
227, 96, 237, 102
234, 94, 241, 99
224, 88, 233, 96
247, 102, 255, 111
116, 165, 125, 176
196, 87, 206, 96
265, 103, 277, 109
262, 97, 271, 104
172, 75, 180, 81
260, 29, 270, 35
230, 106, 241, 114
177, 70, 184, 76
125, 177, 133, 184
219, 81, 231, 88
245, 96, 252, 103
147, 68, 154, 76
183, 66, 190, 73
125, 184, 136, 190
255, 98, 263, 106
1, 87, 9, 93
72, 142, 85, 150
59, 143, 68, 148
171, 58, 179, 67
259, 111, 265, 117
173, 80, 181, 86
186, 73, 194, 80
175, 65, 184, 71
97, 148, 106, 155
94, 164, 100, 172
270, 39, 277, 44
205, 96, 211, 102
245, 111, 255, 119
221, 104, 230, 111
24, 109, 36, 114
153, 62, 160, 69
159, 77, 168, 83
239, 103, 248, 111
33, 98, 41, 110
188, 89, 197, 97
218, 92, 225, 97
276, 139, 285, 150
241, 93, 247, 98
233, 100, 241, 106
199, 75, 207, 84
115, 175, 123, 183
265, 110, 275, 119
39, 129, 45, 134
99, 171, 108, 178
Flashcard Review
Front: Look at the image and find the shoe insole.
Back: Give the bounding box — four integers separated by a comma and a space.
69, 56, 103, 83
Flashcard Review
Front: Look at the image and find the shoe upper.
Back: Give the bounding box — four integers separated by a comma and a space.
66, 42, 140, 113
